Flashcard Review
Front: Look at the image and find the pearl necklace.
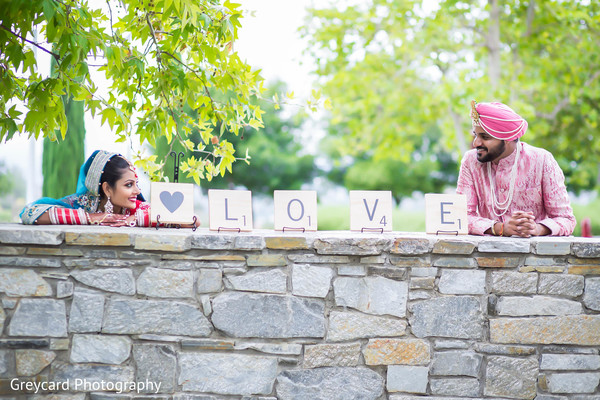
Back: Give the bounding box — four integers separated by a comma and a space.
487, 142, 521, 217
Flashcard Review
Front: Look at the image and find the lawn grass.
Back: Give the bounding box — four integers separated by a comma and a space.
317, 205, 426, 232
572, 195, 600, 236
319, 194, 599, 236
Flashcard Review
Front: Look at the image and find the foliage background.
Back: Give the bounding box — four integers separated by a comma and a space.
153, 81, 317, 193
0, 0, 268, 183
303, 0, 600, 196
0, 0, 598, 234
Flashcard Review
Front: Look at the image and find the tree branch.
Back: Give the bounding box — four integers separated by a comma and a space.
158, 51, 222, 125
105, 0, 118, 44
161, 51, 202, 77
145, 14, 183, 142
0, 24, 60, 60
536, 70, 600, 120
146, 14, 162, 65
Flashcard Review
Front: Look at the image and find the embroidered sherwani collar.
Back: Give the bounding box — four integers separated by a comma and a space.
495, 142, 522, 170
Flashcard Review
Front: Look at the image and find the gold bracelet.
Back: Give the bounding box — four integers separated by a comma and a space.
499, 223, 504, 237
92, 213, 110, 225
491, 222, 497, 236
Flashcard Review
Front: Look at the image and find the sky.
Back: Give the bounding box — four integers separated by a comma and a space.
0, 0, 318, 202
237, 0, 316, 96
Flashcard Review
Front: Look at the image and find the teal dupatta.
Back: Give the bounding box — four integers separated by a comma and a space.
20, 150, 117, 224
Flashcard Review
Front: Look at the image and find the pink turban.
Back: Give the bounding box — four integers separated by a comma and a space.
470, 101, 528, 140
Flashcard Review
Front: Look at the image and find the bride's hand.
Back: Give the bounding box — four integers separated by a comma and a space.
88, 213, 127, 226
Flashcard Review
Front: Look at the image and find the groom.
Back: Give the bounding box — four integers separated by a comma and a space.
456, 101, 576, 237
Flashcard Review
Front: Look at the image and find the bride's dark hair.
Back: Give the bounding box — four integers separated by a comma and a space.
99, 156, 144, 201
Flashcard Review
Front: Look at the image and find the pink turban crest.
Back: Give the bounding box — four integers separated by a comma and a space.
470, 100, 528, 140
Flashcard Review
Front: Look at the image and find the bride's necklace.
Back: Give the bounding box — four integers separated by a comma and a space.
487, 142, 521, 217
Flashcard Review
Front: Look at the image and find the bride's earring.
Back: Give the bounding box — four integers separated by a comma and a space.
105, 197, 114, 214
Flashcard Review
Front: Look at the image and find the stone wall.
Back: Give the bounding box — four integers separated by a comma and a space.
0, 224, 599, 400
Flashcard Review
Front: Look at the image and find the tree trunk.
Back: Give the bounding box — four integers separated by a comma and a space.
449, 106, 468, 155
525, 0, 536, 37
487, 0, 501, 89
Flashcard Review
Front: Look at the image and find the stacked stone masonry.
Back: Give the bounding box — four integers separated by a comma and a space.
0, 224, 599, 400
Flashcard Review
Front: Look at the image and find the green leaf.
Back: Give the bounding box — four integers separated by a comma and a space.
1, 0, 267, 186
248, 118, 262, 129
42, 0, 57, 21
8, 105, 22, 119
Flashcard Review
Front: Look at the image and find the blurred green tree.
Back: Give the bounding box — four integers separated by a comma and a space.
155, 81, 317, 194
302, 0, 600, 193
0, 161, 14, 195
324, 124, 455, 203
42, 57, 85, 198
0, 0, 265, 183
0, 161, 26, 222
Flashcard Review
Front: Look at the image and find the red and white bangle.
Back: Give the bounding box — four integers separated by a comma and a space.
48, 207, 59, 225
49, 207, 90, 225
135, 209, 150, 227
